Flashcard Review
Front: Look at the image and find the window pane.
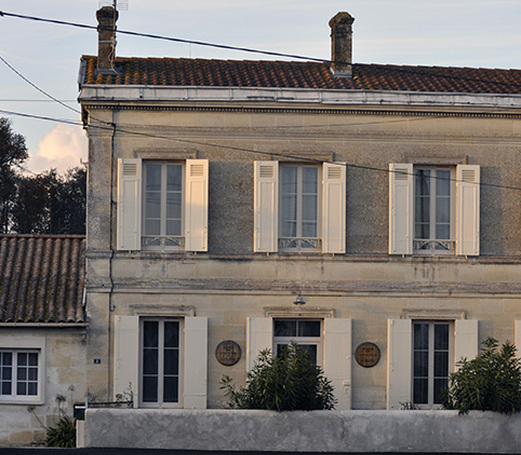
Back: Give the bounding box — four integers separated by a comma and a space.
163, 377, 179, 403
28, 353, 38, 366
413, 378, 428, 404
415, 170, 430, 196
274, 320, 296, 337
1, 353, 12, 366
281, 195, 297, 237
302, 167, 318, 194
18, 353, 27, 366
143, 321, 159, 348
142, 377, 158, 402
27, 382, 38, 396
302, 195, 317, 223
145, 165, 161, 191
414, 324, 429, 350
298, 321, 321, 337
164, 322, 179, 348
166, 165, 182, 192
434, 352, 449, 377
1, 383, 11, 395
299, 344, 318, 364
28, 367, 38, 381
436, 197, 450, 224
143, 349, 158, 375
281, 167, 297, 193
414, 351, 428, 377
434, 378, 448, 404
2, 367, 11, 380
435, 223, 450, 240
17, 382, 27, 396
434, 324, 449, 350
17, 367, 27, 381
145, 191, 161, 219
164, 350, 179, 376
436, 170, 451, 197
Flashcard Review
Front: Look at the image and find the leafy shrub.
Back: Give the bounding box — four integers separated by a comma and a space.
46, 414, 76, 447
443, 338, 521, 414
221, 342, 337, 411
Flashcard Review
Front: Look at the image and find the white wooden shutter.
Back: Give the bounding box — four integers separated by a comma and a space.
114, 315, 140, 408
324, 318, 352, 410
515, 321, 521, 360
387, 319, 412, 409
184, 159, 209, 252
456, 164, 480, 256
246, 317, 273, 371
389, 163, 413, 255
253, 161, 279, 253
454, 319, 479, 364
184, 316, 208, 409
117, 158, 142, 251
322, 163, 346, 254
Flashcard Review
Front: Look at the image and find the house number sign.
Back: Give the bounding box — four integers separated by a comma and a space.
215, 340, 241, 366
355, 342, 381, 368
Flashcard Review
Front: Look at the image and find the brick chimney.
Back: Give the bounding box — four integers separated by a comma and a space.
329, 12, 355, 77
96, 6, 119, 73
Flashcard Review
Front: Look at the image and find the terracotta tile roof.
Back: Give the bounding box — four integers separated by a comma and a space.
81, 55, 521, 95
0, 235, 86, 324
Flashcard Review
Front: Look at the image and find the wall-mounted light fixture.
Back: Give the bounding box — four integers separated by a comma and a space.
293, 295, 305, 306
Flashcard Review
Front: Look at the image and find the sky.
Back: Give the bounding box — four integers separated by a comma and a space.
0, 0, 520, 174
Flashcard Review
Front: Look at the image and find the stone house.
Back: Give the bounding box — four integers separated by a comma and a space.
0, 235, 86, 445
79, 7, 521, 412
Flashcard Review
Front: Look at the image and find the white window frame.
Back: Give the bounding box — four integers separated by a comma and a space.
139, 318, 183, 409
117, 158, 208, 252
412, 320, 454, 409
254, 161, 346, 254
0, 349, 41, 403
142, 162, 185, 251
247, 316, 352, 410
387, 317, 478, 410
413, 167, 455, 254
273, 318, 323, 366
389, 163, 479, 256
279, 164, 321, 253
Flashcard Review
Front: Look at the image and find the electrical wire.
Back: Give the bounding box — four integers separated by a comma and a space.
1, 108, 519, 192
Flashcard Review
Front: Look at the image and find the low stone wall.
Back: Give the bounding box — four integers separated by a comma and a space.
84, 408, 521, 453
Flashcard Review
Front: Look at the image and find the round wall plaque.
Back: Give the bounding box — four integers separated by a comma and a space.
355, 342, 381, 368
215, 340, 241, 366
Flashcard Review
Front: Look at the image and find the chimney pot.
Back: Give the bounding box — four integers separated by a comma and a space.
329, 12, 354, 77
96, 6, 119, 74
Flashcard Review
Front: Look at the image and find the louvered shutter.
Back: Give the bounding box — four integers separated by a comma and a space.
185, 159, 209, 252
117, 158, 142, 251
515, 321, 521, 360
456, 164, 480, 256
114, 315, 140, 408
387, 319, 412, 409
454, 319, 479, 364
322, 163, 346, 254
253, 161, 279, 253
184, 317, 208, 408
246, 317, 273, 371
389, 163, 414, 255
324, 318, 352, 410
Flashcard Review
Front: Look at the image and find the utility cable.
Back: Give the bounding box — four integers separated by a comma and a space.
1, 108, 518, 192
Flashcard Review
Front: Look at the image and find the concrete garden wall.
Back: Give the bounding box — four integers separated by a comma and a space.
84, 408, 521, 452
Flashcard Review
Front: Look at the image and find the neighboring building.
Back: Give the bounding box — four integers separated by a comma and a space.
79, 7, 521, 412
0, 235, 86, 445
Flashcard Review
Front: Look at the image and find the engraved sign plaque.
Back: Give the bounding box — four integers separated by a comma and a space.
355, 342, 381, 368
216, 340, 241, 366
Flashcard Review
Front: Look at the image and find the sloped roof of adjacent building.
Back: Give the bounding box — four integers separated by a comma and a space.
80, 55, 521, 95
0, 235, 86, 325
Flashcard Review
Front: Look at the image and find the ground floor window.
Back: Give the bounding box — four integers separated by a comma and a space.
141, 319, 181, 407
413, 321, 452, 407
0, 350, 40, 401
273, 319, 322, 365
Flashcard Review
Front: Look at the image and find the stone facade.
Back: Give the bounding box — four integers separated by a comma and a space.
78, 8, 521, 415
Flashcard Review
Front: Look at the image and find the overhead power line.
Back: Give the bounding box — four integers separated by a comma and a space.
1, 108, 520, 193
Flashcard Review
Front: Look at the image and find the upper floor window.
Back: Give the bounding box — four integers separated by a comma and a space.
254, 160, 346, 254
414, 168, 453, 253
389, 163, 480, 256
117, 158, 208, 252
0, 350, 41, 402
143, 163, 183, 250
280, 165, 320, 251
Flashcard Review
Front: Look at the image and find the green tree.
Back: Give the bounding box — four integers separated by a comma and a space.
221, 343, 337, 412
443, 338, 521, 414
0, 118, 28, 232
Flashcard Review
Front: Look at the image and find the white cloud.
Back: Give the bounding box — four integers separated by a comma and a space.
27, 124, 87, 174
